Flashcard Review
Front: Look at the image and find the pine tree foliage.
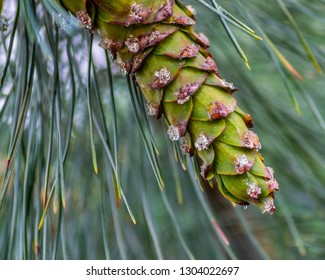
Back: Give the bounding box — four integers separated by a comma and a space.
0, 0, 324, 259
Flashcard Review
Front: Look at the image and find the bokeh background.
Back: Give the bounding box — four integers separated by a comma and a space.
0, 0, 324, 259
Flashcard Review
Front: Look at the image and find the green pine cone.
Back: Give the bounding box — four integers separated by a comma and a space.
59, 0, 279, 214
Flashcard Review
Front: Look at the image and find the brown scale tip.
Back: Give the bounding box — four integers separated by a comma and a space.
264, 167, 279, 192
266, 167, 275, 179
202, 57, 217, 72
173, 16, 195, 26
180, 133, 194, 155
76, 11, 92, 30
208, 102, 231, 120
154, 0, 174, 22
177, 82, 200, 104
148, 30, 170, 46
268, 178, 279, 192
179, 44, 200, 58
262, 200, 276, 214
126, 3, 150, 26
243, 130, 261, 150
242, 113, 254, 128
197, 33, 210, 47
99, 38, 124, 58
234, 154, 254, 174
131, 53, 147, 74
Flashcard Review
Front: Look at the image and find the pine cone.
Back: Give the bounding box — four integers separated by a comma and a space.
60, 0, 279, 214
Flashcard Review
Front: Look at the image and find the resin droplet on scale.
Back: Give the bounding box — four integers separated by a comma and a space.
266, 167, 279, 192
245, 180, 262, 200
268, 178, 279, 192
146, 102, 159, 116
149, 31, 160, 43
155, 68, 170, 83
194, 133, 209, 151
125, 36, 140, 53
167, 125, 180, 141
221, 79, 235, 91
200, 162, 209, 179
262, 200, 276, 215
150, 67, 171, 89
114, 55, 128, 76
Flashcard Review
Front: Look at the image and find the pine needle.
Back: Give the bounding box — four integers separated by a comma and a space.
197, 0, 262, 40
210, 0, 251, 70
276, 0, 323, 75
87, 34, 99, 175
0, 43, 36, 208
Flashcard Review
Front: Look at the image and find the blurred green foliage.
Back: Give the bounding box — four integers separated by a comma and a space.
0, 0, 324, 259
